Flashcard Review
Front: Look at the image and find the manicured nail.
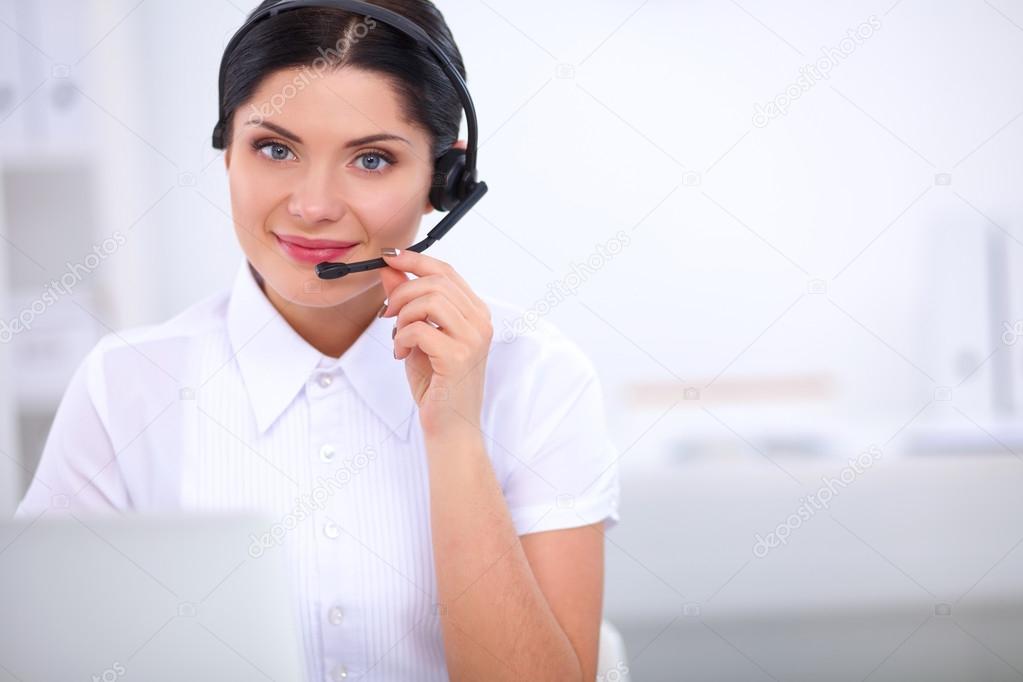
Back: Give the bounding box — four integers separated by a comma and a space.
376, 301, 388, 318
393, 348, 399, 360
381, 247, 400, 257
391, 324, 397, 339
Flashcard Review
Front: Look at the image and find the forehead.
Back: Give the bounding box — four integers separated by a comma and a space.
244, 66, 426, 146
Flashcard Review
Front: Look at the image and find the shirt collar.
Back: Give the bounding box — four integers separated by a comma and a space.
226, 256, 416, 441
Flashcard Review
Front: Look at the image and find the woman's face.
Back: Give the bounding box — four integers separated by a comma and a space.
224, 66, 436, 307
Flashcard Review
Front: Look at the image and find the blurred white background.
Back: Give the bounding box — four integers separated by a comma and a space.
1, 0, 1023, 680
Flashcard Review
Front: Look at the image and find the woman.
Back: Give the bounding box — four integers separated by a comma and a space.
15, 1, 620, 680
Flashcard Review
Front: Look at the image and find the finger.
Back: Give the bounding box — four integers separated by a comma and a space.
382, 274, 477, 322
378, 261, 411, 304
393, 292, 474, 340
394, 320, 464, 373
379, 248, 484, 310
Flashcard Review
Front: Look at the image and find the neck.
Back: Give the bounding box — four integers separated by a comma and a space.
253, 264, 385, 359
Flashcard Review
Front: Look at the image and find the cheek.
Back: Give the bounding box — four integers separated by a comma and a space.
228, 160, 281, 233
351, 173, 430, 235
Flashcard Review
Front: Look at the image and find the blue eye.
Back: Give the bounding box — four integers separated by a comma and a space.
355, 150, 394, 174
252, 139, 296, 162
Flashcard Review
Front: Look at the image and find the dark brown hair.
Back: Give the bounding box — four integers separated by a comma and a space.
220, 0, 467, 160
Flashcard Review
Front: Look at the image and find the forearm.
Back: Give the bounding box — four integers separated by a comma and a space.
425, 428, 582, 682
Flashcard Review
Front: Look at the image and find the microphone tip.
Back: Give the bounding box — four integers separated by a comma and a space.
315, 262, 349, 280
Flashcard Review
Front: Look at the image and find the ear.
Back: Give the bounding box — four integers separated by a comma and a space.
423, 139, 468, 214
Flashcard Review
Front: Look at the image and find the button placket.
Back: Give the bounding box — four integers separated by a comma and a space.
308, 367, 362, 677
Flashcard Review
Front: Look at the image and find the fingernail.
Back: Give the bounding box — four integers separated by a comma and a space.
381, 247, 400, 257
391, 324, 397, 339
393, 348, 399, 360
376, 300, 388, 318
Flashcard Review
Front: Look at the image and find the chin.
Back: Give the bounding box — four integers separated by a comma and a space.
267, 265, 380, 308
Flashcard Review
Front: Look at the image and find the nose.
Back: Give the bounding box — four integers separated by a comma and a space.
287, 163, 346, 225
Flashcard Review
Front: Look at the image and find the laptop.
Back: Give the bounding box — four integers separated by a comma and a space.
0, 512, 306, 681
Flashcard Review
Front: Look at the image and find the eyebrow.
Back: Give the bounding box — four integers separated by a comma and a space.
246, 120, 411, 148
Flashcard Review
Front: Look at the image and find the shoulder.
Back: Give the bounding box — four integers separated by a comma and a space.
107, 287, 231, 349
479, 293, 600, 393
77, 288, 232, 417
477, 294, 605, 454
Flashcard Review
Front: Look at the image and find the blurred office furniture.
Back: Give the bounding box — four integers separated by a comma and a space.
0, 1, 135, 513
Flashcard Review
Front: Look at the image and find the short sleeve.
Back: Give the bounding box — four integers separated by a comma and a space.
499, 330, 621, 537
12, 339, 130, 520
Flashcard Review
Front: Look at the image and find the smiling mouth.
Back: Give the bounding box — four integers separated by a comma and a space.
273, 233, 358, 265
274, 233, 359, 249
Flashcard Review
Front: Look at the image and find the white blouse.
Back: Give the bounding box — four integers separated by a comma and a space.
14, 255, 621, 681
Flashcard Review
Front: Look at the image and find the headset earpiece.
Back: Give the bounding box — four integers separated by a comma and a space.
429, 148, 467, 212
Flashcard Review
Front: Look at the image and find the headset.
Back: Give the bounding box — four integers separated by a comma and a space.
211, 0, 488, 280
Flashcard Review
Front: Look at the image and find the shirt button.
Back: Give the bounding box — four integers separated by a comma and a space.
319, 444, 336, 462
329, 663, 348, 680
317, 373, 333, 388
327, 605, 344, 625
324, 521, 340, 540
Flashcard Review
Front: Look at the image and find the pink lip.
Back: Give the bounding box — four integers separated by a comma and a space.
274, 233, 357, 265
